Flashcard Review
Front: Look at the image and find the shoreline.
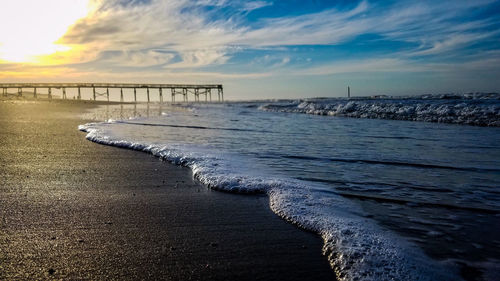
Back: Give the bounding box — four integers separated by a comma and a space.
0, 100, 335, 280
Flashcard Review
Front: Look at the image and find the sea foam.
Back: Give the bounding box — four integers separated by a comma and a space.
79, 121, 461, 281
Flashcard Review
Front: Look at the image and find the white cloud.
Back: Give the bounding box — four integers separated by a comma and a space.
96, 49, 175, 67
61, 0, 496, 68
241, 1, 272, 12
290, 58, 425, 76
167, 48, 230, 68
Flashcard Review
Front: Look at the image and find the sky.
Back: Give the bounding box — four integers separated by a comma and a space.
0, 0, 499, 99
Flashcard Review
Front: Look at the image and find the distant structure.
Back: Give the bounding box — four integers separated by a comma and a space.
347, 86, 350, 98
0, 83, 223, 103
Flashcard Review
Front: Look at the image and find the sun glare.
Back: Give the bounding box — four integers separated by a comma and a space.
0, 0, 89, 64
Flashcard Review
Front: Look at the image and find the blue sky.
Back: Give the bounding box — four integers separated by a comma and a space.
1, 0, 500, 99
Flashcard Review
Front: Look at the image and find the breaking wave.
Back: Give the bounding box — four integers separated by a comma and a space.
260, 93, 500, 126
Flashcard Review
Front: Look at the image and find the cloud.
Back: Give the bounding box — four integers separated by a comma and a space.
60, 0, 246, 68
234, 1, 371, 46
241, 1, 273, 12
58, 0, 373, 68
97, 49, 177, 67
290, 58, 425, 76
57, 0, 498, 69
0, 61, 270, 82
167, 48, 230, 68
409, 31, 499, 56
290, 51, 500, 79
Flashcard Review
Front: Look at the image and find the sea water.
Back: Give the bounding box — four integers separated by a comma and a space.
80, 94, 500, 281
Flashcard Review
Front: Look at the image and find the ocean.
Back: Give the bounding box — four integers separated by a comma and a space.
80, 93, 500, 281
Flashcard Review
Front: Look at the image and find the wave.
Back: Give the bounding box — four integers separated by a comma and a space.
295, 177, 454, 192
336, 191, 499, 214
115, 120, 273, 133
281, 155, 500, 172
79, 122, 461, 281
295, 177, 500, 213
260, 93, 500, 127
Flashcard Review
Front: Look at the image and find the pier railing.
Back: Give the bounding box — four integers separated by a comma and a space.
0, 83, 223, 103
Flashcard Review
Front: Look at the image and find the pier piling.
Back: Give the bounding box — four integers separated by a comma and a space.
183, 88, 188, 102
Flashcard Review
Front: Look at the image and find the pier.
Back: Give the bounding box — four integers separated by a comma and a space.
0, 83, 223, 103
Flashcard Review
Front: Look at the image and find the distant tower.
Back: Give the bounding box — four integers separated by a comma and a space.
347, 86, 350, 98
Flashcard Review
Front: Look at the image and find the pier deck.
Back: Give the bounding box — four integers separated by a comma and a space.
0, 83, 223, 102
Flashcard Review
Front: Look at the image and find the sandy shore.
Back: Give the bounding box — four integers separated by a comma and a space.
0, 100, 335, 280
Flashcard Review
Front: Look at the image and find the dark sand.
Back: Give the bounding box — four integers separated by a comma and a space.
0, 100, 335, 280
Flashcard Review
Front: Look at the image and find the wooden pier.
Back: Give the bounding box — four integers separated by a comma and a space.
0, 83, 223, 103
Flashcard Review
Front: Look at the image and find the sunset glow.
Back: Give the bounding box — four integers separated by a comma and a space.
0, 0, 89, 63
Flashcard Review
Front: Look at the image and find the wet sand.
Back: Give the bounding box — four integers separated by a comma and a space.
0, 99, 335, 280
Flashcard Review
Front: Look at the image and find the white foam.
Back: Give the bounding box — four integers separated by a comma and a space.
79, 122, 462, 281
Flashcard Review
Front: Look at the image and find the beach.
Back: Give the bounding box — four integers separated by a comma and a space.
0, 99, 335, 280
